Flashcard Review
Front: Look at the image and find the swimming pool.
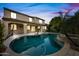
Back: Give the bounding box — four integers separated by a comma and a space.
9, 34, 63, 56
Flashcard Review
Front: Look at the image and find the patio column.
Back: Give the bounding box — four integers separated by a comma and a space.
23, 23, 27, 34
3, 21, 9, 38
41, 26, 43, 32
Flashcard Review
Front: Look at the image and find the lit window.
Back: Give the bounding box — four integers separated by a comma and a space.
11, 24, 17, 30
11, 12, 16, 19
38, 26, 40, 29
44, 26, 47, 29
39, 20, 42, 24
29, 18, 32, 22
27, 25, 30, 30
31, 26, 35, 32
43, 26, 46, 30
11, 24, 14, 30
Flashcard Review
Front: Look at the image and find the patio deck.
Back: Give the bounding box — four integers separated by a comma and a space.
3, 33, 79, 56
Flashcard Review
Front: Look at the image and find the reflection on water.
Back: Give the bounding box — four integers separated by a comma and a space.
10, 34, 63, 56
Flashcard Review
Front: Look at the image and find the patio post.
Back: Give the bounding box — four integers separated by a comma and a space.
3, 21, 9, 38
23, 23, 27, 34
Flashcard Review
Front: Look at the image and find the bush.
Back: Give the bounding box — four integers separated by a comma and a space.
0, 21, 5, 48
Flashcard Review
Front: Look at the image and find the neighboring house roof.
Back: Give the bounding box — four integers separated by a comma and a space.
4, 8, 45, 21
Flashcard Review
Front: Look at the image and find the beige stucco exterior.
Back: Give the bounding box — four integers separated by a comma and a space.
3, 8, 47, 37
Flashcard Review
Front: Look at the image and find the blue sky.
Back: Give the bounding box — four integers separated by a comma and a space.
0, 3, 79, 24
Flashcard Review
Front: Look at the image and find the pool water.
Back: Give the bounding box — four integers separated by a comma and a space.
9, 34, 63, 56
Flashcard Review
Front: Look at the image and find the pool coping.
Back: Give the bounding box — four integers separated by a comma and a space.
4, 32, 59, 48
3, 32, 65, 56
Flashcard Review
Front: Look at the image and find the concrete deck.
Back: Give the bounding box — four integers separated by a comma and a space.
3, 33, 79, 56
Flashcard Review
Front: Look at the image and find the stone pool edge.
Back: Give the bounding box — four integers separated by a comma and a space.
3, 32, 65, 56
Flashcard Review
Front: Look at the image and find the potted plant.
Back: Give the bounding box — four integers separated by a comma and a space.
0, 21, 6, 53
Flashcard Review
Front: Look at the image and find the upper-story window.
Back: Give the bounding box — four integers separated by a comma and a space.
29, 18, 32, 22
39, 19, 42, 24
11, 12, 16, 19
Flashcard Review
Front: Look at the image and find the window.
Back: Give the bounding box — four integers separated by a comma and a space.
39, 20, 42, 24
29, 18, 32, 22
27, 25, 30, 30
37, 26, 40, 29
11, 12, 16, 19
11, 24, 17, 30
31, 26, 35, 32
44, 26, 47, 29
43, 26, 46, 30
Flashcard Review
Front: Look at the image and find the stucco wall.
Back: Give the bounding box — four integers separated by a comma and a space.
4, 9, 45, 24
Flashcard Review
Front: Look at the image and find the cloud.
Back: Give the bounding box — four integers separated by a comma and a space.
0, 3, 79, 24
69, 3, 79, 8
26, 11, 59, 24
14, 3, 70, 24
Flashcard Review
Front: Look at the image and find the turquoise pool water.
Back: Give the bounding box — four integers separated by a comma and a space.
9, 34, 63, 56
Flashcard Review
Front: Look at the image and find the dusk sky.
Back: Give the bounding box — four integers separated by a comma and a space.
0, 3, 79, 24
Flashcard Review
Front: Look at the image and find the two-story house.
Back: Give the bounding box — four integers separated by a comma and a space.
2, 8, 47, 36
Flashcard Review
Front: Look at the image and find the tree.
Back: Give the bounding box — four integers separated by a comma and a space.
47, 16, 63, 32
0, 21, 4, 47
61, 10, 79, 34
47, 10, 79, 35
0, 20, 6, 53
